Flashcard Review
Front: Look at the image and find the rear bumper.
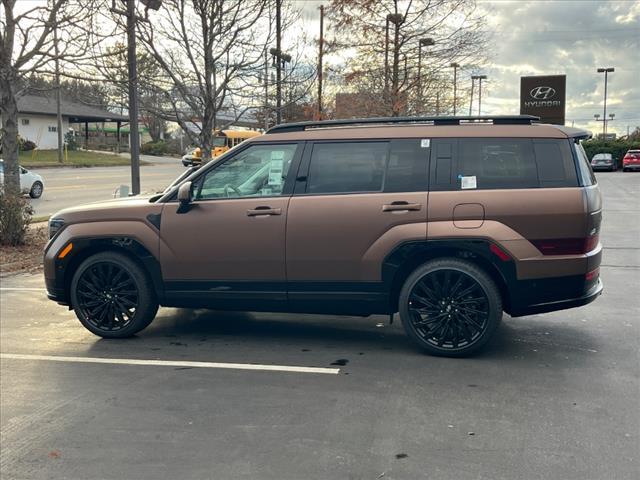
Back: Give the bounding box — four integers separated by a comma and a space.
510, 278, 603, 317
623, 163, 640, 170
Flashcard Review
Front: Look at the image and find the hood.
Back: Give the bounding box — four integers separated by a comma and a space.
51, 195, 163, 225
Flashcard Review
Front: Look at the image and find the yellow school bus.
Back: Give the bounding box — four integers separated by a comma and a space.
182, 130, 262, 166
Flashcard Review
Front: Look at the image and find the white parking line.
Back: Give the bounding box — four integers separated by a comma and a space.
0, 353, 340, 375
0, 288, 46, 292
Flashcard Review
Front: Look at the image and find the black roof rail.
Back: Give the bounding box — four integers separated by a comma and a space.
265, 115, 541, 134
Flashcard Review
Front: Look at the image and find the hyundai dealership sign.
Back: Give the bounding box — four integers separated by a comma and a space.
520, 75, 566, 125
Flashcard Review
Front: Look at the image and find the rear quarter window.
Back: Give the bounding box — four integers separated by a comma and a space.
533, 139, 578, 187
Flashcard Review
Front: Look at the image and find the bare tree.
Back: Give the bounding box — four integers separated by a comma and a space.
327, 0, 489, 117
0, 0, 112, 193
133, 0, 276, 161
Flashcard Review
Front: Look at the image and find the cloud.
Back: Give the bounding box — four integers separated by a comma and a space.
478, 0, 640, 135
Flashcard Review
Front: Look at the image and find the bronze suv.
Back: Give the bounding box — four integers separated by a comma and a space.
44, 115, 603, 356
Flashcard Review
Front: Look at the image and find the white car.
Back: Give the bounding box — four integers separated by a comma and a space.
0, 159, 45, 198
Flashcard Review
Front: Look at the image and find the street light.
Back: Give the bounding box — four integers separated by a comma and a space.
597, 67, 614, 137
471, 74, 487, 115
417, 38, 435, 113
450, 62, 460, 115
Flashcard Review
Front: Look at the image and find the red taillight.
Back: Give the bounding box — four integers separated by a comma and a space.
489, 243, 511, 261
531, 235, 599, 255
585, 267, 599, 281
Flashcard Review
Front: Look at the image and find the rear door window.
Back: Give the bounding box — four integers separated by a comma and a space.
384, 139, 429, 192
305, 142, 387, 194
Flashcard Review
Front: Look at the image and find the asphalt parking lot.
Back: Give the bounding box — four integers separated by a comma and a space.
1, 172, 638, 480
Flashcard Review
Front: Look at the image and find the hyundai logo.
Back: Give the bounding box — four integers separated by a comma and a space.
530, 86, 556, 100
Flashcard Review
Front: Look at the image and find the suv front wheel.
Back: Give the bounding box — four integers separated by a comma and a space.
399, 258, 502, 357
70, 251, 159, 338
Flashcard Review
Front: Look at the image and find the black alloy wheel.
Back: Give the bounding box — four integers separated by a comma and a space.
399, 258, 502, 357
71, 252, 158, 338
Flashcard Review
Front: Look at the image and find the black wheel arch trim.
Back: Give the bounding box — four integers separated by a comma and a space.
381, 238, 517, 314
52, 236, 164, 306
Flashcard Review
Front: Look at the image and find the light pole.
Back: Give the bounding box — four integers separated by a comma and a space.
417, 37, 434, 113
597, 67, 614, 137
469, 76, 475, 116
450, 62, 460, 115
472, 74, 487, 116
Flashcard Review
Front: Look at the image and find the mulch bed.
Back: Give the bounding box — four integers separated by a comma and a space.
0, 224, 49, 276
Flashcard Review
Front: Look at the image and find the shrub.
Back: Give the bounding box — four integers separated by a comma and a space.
65, 131, 79, 151
0, 192, 34, 246
140, 140, 168, 156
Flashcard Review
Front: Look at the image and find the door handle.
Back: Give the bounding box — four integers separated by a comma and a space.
382, 201, 422, 212
247, 206, 282, 216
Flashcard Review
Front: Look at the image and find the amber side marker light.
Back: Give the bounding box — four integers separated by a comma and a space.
58, 243, 73, 259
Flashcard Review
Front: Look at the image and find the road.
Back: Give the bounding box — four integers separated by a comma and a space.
1, 172, 639, 480
28, 155, 185, 217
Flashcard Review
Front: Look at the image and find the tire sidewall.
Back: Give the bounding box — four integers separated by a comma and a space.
30, 181, 43, 198
70, 252, 157, 338
399, 259, 502, 357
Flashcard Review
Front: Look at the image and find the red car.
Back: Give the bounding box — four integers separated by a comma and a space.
623, 150, 640, 172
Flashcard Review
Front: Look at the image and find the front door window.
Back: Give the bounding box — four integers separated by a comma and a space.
195, 144, 297, 200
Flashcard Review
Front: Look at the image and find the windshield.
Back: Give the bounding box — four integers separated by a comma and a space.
212, 136, 227, 147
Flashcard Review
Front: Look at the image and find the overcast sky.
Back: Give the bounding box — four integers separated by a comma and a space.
293, 0, 640, 136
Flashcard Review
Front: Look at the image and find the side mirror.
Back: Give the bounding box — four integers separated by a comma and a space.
177, 182, 193, 213
178, 181, 192, 204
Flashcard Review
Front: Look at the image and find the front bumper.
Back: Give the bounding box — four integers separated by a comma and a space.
510, 278, 603, 317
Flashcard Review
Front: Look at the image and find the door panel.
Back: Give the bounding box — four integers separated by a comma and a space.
160, 197, 290, 282
286, 192, 427, 282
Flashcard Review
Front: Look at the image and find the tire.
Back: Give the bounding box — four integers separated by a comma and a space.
70, 251, 158, 338
398, 258, 502, 357
29, 181, 43, 198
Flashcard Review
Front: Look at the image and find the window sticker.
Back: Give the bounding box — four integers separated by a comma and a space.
420, 139, 431, 148
460, 175, 477, 189
268, 158, 284, 186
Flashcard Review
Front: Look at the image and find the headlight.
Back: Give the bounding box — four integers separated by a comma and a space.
48, 218, 65, 239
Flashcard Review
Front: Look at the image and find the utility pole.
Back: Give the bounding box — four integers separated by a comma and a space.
597, 67, 614, 138
54, 22, 63, 163
109, 0, 161, 194
387, 13, 403, 116
276, 0, 282, 124
469, 77, 475, 116
317, 4, 324, 120
264, 47, 269, 130
450, 63, 459, 115
417, 38, 434, 114
126, 0, 141, 194
384, 16, 390, 96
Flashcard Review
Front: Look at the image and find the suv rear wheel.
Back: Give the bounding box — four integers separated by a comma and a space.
70, 251, 158, 338
398, 258, 502, 357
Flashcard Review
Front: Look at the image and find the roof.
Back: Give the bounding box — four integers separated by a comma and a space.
17, 95, 128, 122
255, 123, 577, 143
219, 130, 261, 139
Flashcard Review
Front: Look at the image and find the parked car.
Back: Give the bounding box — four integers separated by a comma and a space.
182, 130, 262, 167
622, 149, 640, 172
591, 152, 616, 171
0, 159, 44, 198
44, 115, 603, 357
